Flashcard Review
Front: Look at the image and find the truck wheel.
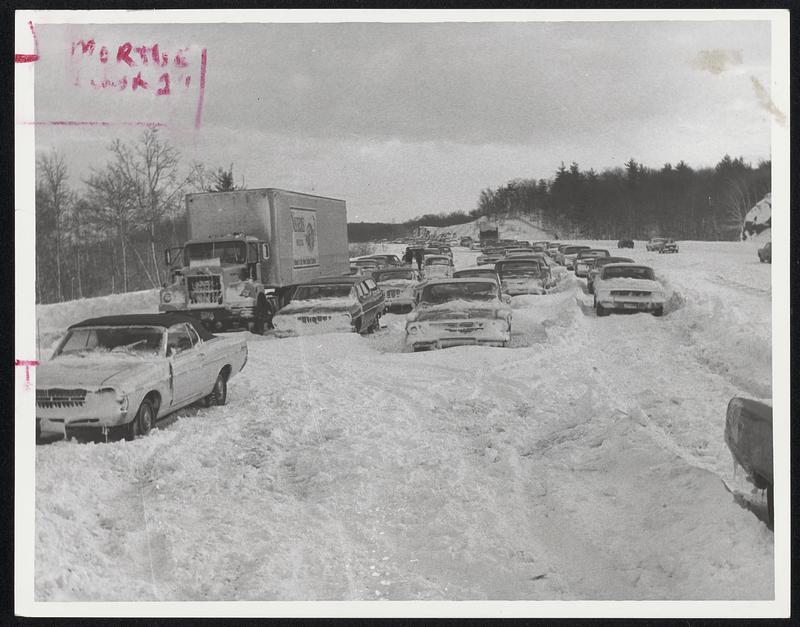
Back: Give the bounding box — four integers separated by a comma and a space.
125, 399, 154, 441
351, 317, 362, 333
253, 299, 269, 335
652, 305, 664, 317
596, 303, 609, 317
205, 372, 228, 407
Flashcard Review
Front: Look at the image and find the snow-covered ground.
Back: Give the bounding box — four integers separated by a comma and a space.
32, 238, 775, 602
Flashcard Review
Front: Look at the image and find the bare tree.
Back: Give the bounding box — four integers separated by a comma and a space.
36, 151, 72, 302
108, 129, 189, 287
85, 164, 139, 293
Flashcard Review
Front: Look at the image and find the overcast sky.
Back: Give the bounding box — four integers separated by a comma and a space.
31, 19, 773, 222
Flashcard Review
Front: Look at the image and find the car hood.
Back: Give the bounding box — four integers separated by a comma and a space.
597, 278, 660, 291
378, 279, 415, 289
38, 357, 163, 391
277, 298, 354, 316
414, 301, 506, 321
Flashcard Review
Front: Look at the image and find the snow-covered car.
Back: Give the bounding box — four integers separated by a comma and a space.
574, 249, 610, 278
503, 247, 535, 257
724, 397, 773, 526
36, 313, 247, 442
593, 263, 666, 317
273, 275, 385, 336
476, 246, 506, 266
659, 239, 679, 254
361, 254, 405, 267
562, 245, 592, 270
423, 254, 454, 279
495, 258, 550, 295
349, 258, 381, 277
645, 237, 667, 252
546, 242, 562, 257
405, 278, 512, 351
453, 266, 502, 289
758, 241, 771, 263
586, 256, 634, 294
374, 267, 422, 313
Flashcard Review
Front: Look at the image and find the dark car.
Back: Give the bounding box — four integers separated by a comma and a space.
758, 241, 771, 263
725, 397, 773, 526
617, 239, 634, 248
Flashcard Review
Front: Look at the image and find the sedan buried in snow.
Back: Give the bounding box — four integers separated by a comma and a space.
593, 263, 666, 317
405, 278, 512, 351
494, 258, 550, 295
374, 267, 423, 313
273, 275, 385, 336
586, 256, 634, 294
574, 249, 611, 278
423, 254, 454, 279
36, 313, 248, 442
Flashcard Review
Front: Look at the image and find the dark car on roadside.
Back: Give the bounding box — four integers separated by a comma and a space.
617, 239, 634, 248
758, 241, 771, 263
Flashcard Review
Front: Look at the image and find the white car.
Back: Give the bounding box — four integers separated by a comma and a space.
405, 278, 512, 351
422, 254, 454, 279
593, 263, 666, 317
36, 313, 247, 442
374, 267, 423, 313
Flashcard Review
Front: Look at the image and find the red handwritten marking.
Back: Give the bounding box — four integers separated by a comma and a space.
117, 42, 134, 66
17, 120, 168, 128
15, 359, 40, 389
15, 21, 39, 63
194, 48, 207, 129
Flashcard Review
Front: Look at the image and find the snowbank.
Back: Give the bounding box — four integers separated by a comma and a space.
742, 194, 771, 241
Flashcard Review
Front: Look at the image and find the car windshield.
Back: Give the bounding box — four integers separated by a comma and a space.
595, 258, 632, 268
578, 250, 609, 259
485, 248, 504, 255
293, 284, 354, 300
56, 325, 165, 357
497, 261, 544, 277
185, 241, 247, 265
420, 282, 497, 304
426, 258, 449, 265
375, 270, 415, 282
602, 266, 655, 280
651, 238, 666, 243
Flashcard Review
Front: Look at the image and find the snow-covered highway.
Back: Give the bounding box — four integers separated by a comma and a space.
33, 239, 775, 601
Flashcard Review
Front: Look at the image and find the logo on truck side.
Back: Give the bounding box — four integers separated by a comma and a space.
290, 208, 319, 268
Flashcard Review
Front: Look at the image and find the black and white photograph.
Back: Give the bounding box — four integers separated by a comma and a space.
15, 9, 789, 617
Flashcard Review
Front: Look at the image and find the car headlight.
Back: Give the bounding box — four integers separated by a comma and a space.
407, 324, 420, 334
239, 285, 254, 298
161, 291, 172, 303
100, 387, 128, 411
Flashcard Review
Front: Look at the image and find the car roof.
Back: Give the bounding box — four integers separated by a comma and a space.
594, 257, 634, 264
422, 277, 499, 286
296, 275, 367, 285
454, 266, 499, 274
601, 263, 653, 271
424, 254, 450, 260
68, 313, 216, 340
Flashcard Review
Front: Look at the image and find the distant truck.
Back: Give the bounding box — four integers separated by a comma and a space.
478, 220, 499, 244
159, 188, 349, 333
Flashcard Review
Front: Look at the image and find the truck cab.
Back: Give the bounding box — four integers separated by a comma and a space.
160, 233, 273, 333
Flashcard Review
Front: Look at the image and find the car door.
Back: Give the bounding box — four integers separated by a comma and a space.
187, 323, 220, 386
166, 323, 206, 406
362, 278, 382, 326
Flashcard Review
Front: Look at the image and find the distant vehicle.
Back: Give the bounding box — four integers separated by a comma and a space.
758, 241, 772, 263
553, 244, 573, 265
562, 245, 592, 270
546, 242, 562, 257
349, 258, 382, 277
374, 267, 422, 313
405, 278, 512, 351
659, 239, 679, 254
36, 313, 247, 443
574, 249, 611, 278
586, 256, 634, 294
593, 263, 666, 317
273, 275, 385, 336
515, 240, 532, 248
477, 247, 506, 266
460, 236, 474, 247
361, 254, 405, 267
645, 237, 667, 252
495, 258, 550, 295
617, 239, 634, 248
503, 247, 536, 257
423, 254, 454, 279
724, 397, 773, 526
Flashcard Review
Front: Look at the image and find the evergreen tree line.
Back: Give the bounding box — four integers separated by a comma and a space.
471, 156, 770, 241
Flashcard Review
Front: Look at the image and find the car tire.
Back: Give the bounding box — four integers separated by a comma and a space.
253, 298, 269, 335
205, 371, 228, 407
596, 303, 609, 317
652, 305, 664, 317
125, 398, 154, 441
351, 316, 362, 334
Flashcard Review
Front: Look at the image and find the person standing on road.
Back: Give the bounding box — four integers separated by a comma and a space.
414, 249, 424, 271
403, 248, 414, 264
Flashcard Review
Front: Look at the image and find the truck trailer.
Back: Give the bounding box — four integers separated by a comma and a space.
159, 188, 349, 333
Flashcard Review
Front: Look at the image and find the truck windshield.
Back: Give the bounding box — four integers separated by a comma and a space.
294, 284, 354, 300
185, 241, 247, 265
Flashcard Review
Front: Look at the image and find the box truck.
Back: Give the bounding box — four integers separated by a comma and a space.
159, 189, 349, 333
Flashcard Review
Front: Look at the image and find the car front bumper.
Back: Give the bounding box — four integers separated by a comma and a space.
406, 320, 510, 349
